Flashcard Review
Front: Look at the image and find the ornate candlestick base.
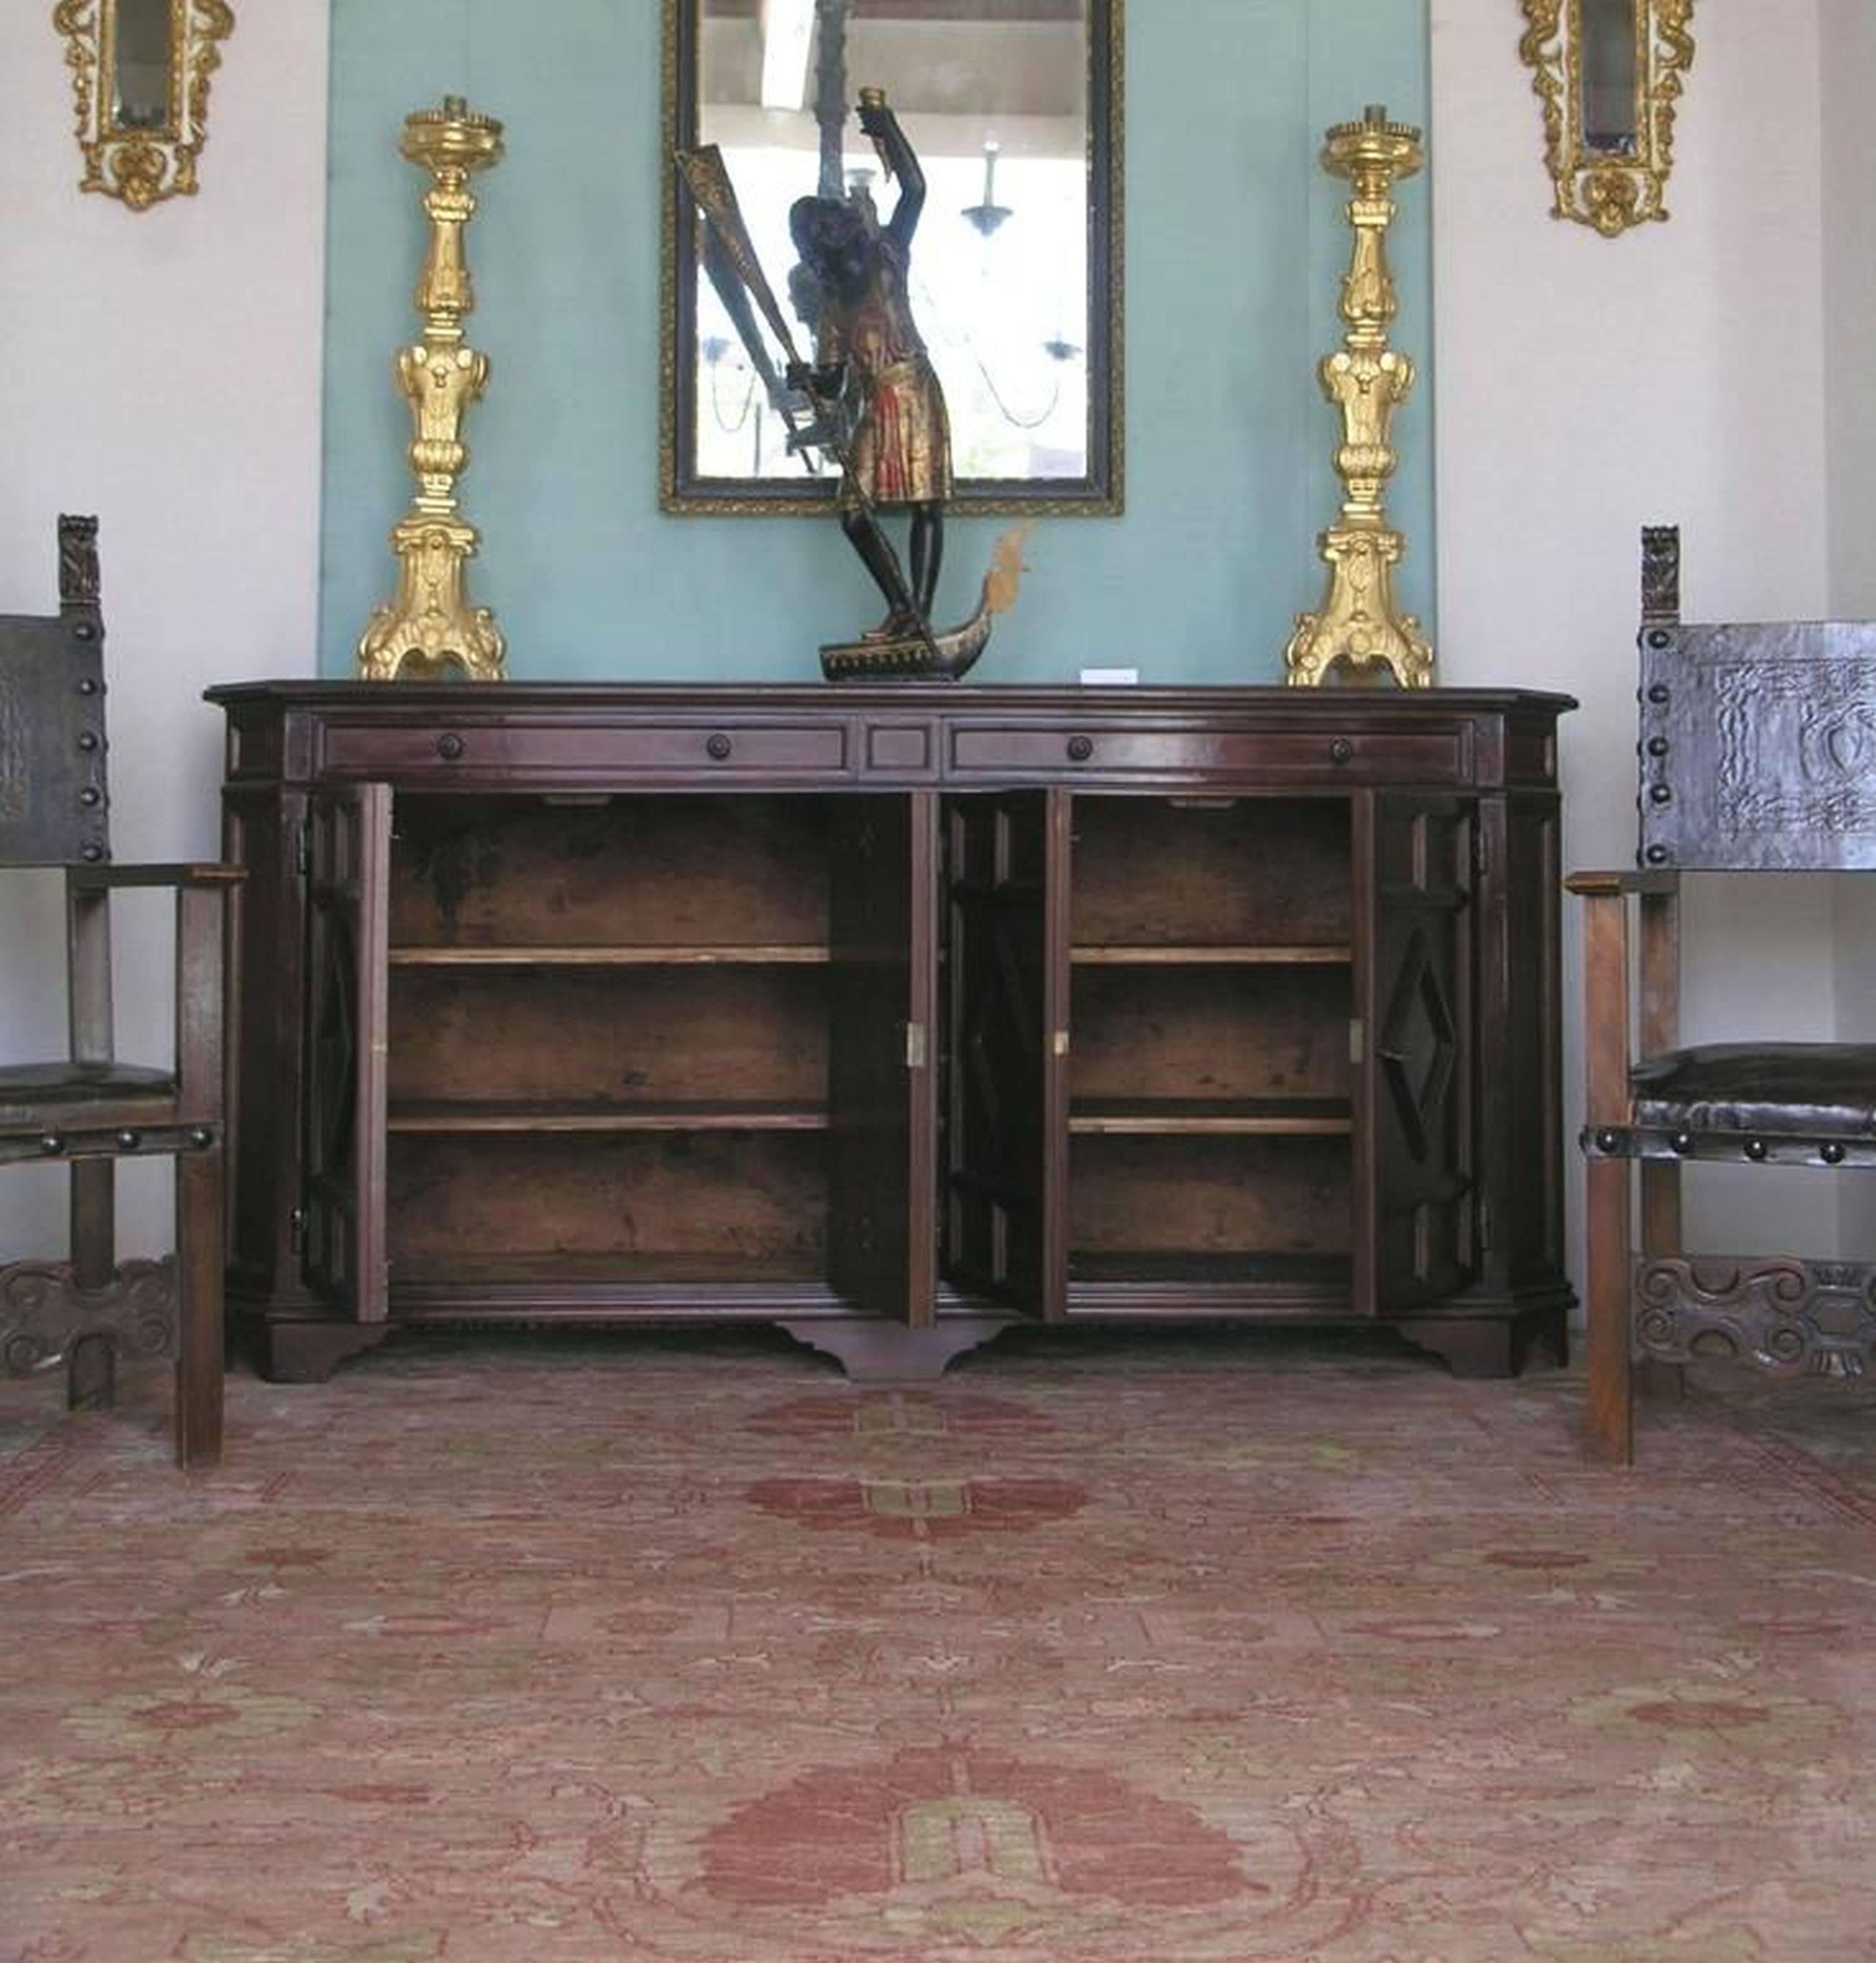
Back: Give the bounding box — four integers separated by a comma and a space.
1284, 105, 1433, 690
357, 98, 507, 684
358, 514, 505, 682
1286, 525, 1431, 690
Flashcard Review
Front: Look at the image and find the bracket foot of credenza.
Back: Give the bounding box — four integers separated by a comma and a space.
776, 1314, 1017, 1384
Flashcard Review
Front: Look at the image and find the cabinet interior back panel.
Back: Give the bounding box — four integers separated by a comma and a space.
388, 966, 829, 1107
387, 1132, 828, 1270
1070, 797, 1351, 947
1068, 1135, 1349, 1257
389, 794, 833, 948
1070, 966, 1353, 1104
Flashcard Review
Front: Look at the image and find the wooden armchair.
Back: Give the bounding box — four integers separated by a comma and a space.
0, 516, 242, 1468
1568, 525, 1876, 1463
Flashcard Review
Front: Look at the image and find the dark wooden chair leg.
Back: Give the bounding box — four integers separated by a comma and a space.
1576, 884, 1636, 1465
66, 1157, 119, 1412
66, 1330, 116, 1411
69, 1158, 116, 1291
1583, 1151, 1633, 1465
174, 1148, 225, 1469
1637, 1356, 1686, 1401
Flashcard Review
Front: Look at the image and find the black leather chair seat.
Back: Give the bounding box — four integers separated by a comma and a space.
0, 1061, 176, 1122
1631, 1042, 1876, 1137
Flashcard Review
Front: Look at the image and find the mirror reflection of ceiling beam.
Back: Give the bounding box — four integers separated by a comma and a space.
759, 0, 817, 110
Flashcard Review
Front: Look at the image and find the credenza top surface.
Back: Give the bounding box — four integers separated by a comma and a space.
208, 679, 1577, 713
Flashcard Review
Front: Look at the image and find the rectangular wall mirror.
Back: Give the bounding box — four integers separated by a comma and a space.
1518, 0, 1695, 235
54, 0, 236, 209
659, 0, 1122, 514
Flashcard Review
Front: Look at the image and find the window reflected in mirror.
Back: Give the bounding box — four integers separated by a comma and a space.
1578, 0, 1638, 155
662, 0, 1121, 514
111, 0, 174, 132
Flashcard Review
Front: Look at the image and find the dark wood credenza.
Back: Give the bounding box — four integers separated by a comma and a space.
208, 682, 1574, 1383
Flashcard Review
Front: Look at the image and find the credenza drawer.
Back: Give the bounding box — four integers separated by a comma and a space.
316, 717, 854, 782
944, 720, 1473, 784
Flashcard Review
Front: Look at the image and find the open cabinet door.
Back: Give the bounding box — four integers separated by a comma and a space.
301, 783, 391, 1324
826, 793, 938, 1326
939, 789, 1062, 1319
1357, 791, 1476, 1317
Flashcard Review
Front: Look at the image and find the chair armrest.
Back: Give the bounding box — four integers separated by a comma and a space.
1565, 868, 1680, 898
68, 863, 245, 891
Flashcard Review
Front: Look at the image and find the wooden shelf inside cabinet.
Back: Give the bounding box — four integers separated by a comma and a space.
1069, 1097, 1353, 1136
388, 944, 832, 967
392, 1252, 832, 1288
1068, 1251, 1355, 1288
1071, 944, 1353, 966
387, 1100, 829, 1134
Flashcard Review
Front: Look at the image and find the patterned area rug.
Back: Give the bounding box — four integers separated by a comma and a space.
3, 1325, 1874, 1963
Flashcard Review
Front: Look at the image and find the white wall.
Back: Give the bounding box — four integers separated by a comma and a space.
0, 4, 330, 1256
1821, 0, 1876, 1233
1429, 1, 1845, 1279
1822, 0, 1876, 622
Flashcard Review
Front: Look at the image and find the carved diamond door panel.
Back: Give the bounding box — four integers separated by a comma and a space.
826, 794, 937, 1326
1360, 792, 1475, 1314
941, 790, 1059, 1316
302, 784, 390, 1323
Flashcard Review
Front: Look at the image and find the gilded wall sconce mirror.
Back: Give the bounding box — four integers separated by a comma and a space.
661, 0, 1122, 514
1518, 0, 1695, 236
53, 0, 236, 210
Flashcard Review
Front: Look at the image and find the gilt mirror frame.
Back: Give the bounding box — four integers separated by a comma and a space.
659, 0, 1123, 516
1518, 0, 1695, 237
53, 0, 235, 212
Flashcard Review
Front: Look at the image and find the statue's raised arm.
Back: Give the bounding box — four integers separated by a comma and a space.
857, 89, 926, 252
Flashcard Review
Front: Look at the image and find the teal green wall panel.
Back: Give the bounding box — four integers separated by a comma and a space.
321, 2, 1432, 683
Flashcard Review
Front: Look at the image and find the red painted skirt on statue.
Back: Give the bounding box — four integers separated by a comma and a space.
843, 357, 953, 510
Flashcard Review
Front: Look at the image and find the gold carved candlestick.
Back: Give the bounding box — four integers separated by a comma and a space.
357, 98, 507, 682
1284, 105, 1433, 690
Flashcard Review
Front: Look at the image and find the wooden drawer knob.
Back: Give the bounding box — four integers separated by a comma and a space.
436, 732, 465, 761
1328, 737, 1354, 766
1065, 734, 1094, 762
706, 732, 734, 760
